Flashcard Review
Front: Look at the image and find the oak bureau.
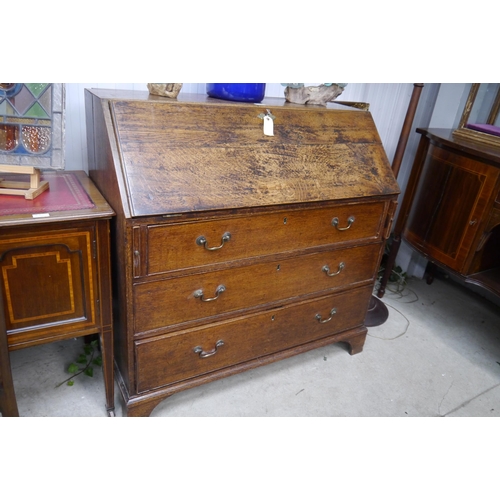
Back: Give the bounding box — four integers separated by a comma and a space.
85, 89, 399, 416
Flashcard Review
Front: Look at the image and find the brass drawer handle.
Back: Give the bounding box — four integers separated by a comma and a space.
193, 284, 226, 302
193, 340, 225, 358
322, 262, 345, 276
196, 232, 231, 251
331, 216, 355, 231
315, 308, 337, 323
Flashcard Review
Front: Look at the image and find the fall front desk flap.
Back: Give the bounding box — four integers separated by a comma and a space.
100, 92, 399, 217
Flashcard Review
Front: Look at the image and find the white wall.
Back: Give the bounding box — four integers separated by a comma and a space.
429, 83, 469, 129
65, 83, 149, 172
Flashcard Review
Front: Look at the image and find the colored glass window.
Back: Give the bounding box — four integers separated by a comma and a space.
0, 83, 65, 169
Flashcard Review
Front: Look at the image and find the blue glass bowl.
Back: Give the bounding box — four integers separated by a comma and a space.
206, 83, 266, 103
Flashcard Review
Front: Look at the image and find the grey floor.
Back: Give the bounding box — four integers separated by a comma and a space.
4, 274, 500, 417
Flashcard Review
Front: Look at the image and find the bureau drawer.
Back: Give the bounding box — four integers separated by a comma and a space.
133, 243, 380, 334
141, 202, 386, 276
135, 285, 373, 392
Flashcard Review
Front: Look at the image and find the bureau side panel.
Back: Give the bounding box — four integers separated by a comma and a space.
85, 90, 135, 392
108, 220, 135, 392
85, 90, 131, 220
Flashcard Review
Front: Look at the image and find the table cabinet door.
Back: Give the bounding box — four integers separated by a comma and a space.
0, 228, 98, 348
403, 143, 500, 274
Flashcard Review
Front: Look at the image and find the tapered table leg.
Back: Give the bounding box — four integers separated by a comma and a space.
0, 286, 19, 417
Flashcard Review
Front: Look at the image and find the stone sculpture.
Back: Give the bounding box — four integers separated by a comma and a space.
282, 83, 347, 106
147, 83, 183, 98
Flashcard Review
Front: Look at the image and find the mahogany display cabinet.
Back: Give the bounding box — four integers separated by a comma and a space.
401, 128, 500, 299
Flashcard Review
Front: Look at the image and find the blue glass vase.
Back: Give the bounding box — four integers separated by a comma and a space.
206, 83, 266, 103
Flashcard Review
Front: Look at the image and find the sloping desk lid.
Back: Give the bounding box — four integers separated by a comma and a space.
109, 94, 399, 217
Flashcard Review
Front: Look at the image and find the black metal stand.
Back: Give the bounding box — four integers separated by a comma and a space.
368, 84, 425, 327
365, 295, 389, 327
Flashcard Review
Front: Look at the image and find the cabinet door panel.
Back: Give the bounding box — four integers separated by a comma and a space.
0, 230, 97, 344
404, 144, 499, 273
425, 159, 483, 256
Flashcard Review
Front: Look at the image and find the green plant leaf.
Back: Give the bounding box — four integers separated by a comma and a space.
59, 339, 103, 386
77, 354, 88, 364
68, 363, 79, 374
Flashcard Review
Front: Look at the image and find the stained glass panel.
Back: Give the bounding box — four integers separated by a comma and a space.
0, 83, 65, 169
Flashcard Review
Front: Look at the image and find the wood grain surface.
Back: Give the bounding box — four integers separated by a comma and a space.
109, 98, 399, 216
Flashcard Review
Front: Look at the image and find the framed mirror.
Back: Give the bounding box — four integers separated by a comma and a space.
453, 83, 500, 149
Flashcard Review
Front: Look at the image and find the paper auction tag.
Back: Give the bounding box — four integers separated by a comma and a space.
263, 115, 274, 136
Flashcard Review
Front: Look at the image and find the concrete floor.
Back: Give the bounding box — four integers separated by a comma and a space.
4, 274, 500, 417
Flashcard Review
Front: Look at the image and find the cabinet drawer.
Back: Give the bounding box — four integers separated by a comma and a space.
133, 243, 380, 334
141, 202, 385, 276
135, 285, 373, 392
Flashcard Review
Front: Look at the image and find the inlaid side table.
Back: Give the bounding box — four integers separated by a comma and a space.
0, 170, 115, 416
